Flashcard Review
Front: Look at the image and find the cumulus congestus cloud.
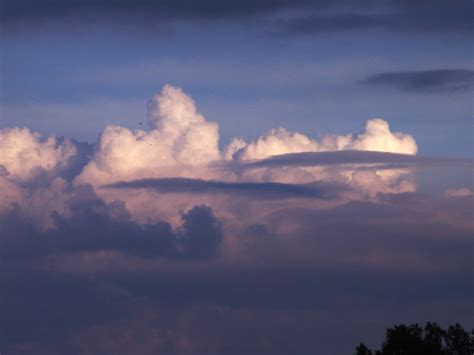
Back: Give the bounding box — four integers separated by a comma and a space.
75, 84, 417, 188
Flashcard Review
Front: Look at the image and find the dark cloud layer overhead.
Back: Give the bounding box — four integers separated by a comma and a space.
2, 0, 472, 35
0, 0, 312, 23
362, 69, 474, 94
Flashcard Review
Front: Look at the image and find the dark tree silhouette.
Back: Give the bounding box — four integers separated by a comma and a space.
354, 322, 473, 355
355, 342, 373, 355
445, 323, 472, 355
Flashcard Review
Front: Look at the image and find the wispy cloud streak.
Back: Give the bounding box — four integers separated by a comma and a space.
362, 69, 474, 93
105, 177, 339, 199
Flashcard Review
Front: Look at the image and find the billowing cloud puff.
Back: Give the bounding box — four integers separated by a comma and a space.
341, 119, 417, 155
228, 128, 320, 161
0, 127, 77, 181
147, 85, 221, 164
229, 118, 417, 161
76, 85, 221, 185
0, 128, 78, 226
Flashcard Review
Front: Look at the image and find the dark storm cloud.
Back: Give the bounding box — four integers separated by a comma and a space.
0, 186, 222, 260
2, 0, 472, 34
1, 191, 472, 354
105, 177, 338, 199
362, 69, 474, 94
241, 150, 472, 169
0, 267, 133, 352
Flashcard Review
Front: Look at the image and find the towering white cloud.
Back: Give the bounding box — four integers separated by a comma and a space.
76, 85, 221, 185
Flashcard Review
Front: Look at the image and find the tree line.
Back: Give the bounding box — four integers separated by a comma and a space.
355, 322, 473, 355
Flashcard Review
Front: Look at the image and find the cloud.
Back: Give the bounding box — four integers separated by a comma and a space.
337, 119, 417, 155
229, 118, 417, 161
227, 128, 320, 161
0, 127, 77, 182
105, 177, 338, 199
64, 86, 420, 226
241, 150, 465, 169
0, 128, 84, 226
2, 0, 472, 35
272, 0, 473, 36
0, 84, 424, 227
0, 186, 222, 261
0, 84, 423, 231
76, 85, 417, 188
1, 187, 472, 354
362, 69, 474, 93
75, 85, 220, 186
445, 188, 473, 198
0, 0, 308, 24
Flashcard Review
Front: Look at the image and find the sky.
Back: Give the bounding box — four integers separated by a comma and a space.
0, 1, 473, 354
